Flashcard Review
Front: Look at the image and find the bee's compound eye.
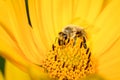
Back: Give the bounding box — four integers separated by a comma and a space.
59, 32, 67, 39
63, 33, 67, 40
59, 32, 64, 35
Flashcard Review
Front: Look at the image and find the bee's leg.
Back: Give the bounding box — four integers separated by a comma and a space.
63, 40, 66, 45
58, 39, 62, 45
65, 38, 70, 45
67, 38, 70, 44
58, 39, 65, 46
63, 34, 69, 45
82, 37, 87, 49
73, 37, 77, 46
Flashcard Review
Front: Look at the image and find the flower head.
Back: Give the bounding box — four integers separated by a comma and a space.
0, 0, 120, 80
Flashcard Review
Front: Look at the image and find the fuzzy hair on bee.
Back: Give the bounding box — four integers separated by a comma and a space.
57, 25, 87, 46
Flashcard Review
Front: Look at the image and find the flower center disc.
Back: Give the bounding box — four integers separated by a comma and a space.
43, 27, 96, 80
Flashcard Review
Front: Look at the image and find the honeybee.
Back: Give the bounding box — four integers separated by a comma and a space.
57, 25, 87, 47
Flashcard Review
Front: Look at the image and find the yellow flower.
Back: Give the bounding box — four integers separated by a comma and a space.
0, 0, 120, 80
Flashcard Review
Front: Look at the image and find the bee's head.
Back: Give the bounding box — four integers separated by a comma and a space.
58, 32, 67, 40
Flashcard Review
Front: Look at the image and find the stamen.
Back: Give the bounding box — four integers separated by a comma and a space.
83, 43, 87, 49
88, 52, 91, 59
86, 48, 89, 54
52, 44, 55, 51
85, 65, 88, 70
80, 42, 82, 48
87, 59, 90, 65
43, 30, 96, 80
62, 62, 65, 68
83, 36, 86, 43
55, 55, 57, 61
73, 65, 76, 71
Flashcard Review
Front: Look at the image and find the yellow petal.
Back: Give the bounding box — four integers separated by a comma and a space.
52, 0, 73, 33
98, 37, 120, 80
5, 60, 31, 80
81, 74, 105, 80
28, 64, 53, 80
0, 25, 30, 71
89, 0, 120, 79
86, 0, 114, 24
73, 0, 91, 20
8, 0, 29, 26
0, 71, 4, 80
28, 0, 53, 51
0, 22, 46, 74
101, 0, 113, 11
4, 56, 52, 80
91, 0, 120, 57
0, 0, 44, 64
86, 0, 104, 23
